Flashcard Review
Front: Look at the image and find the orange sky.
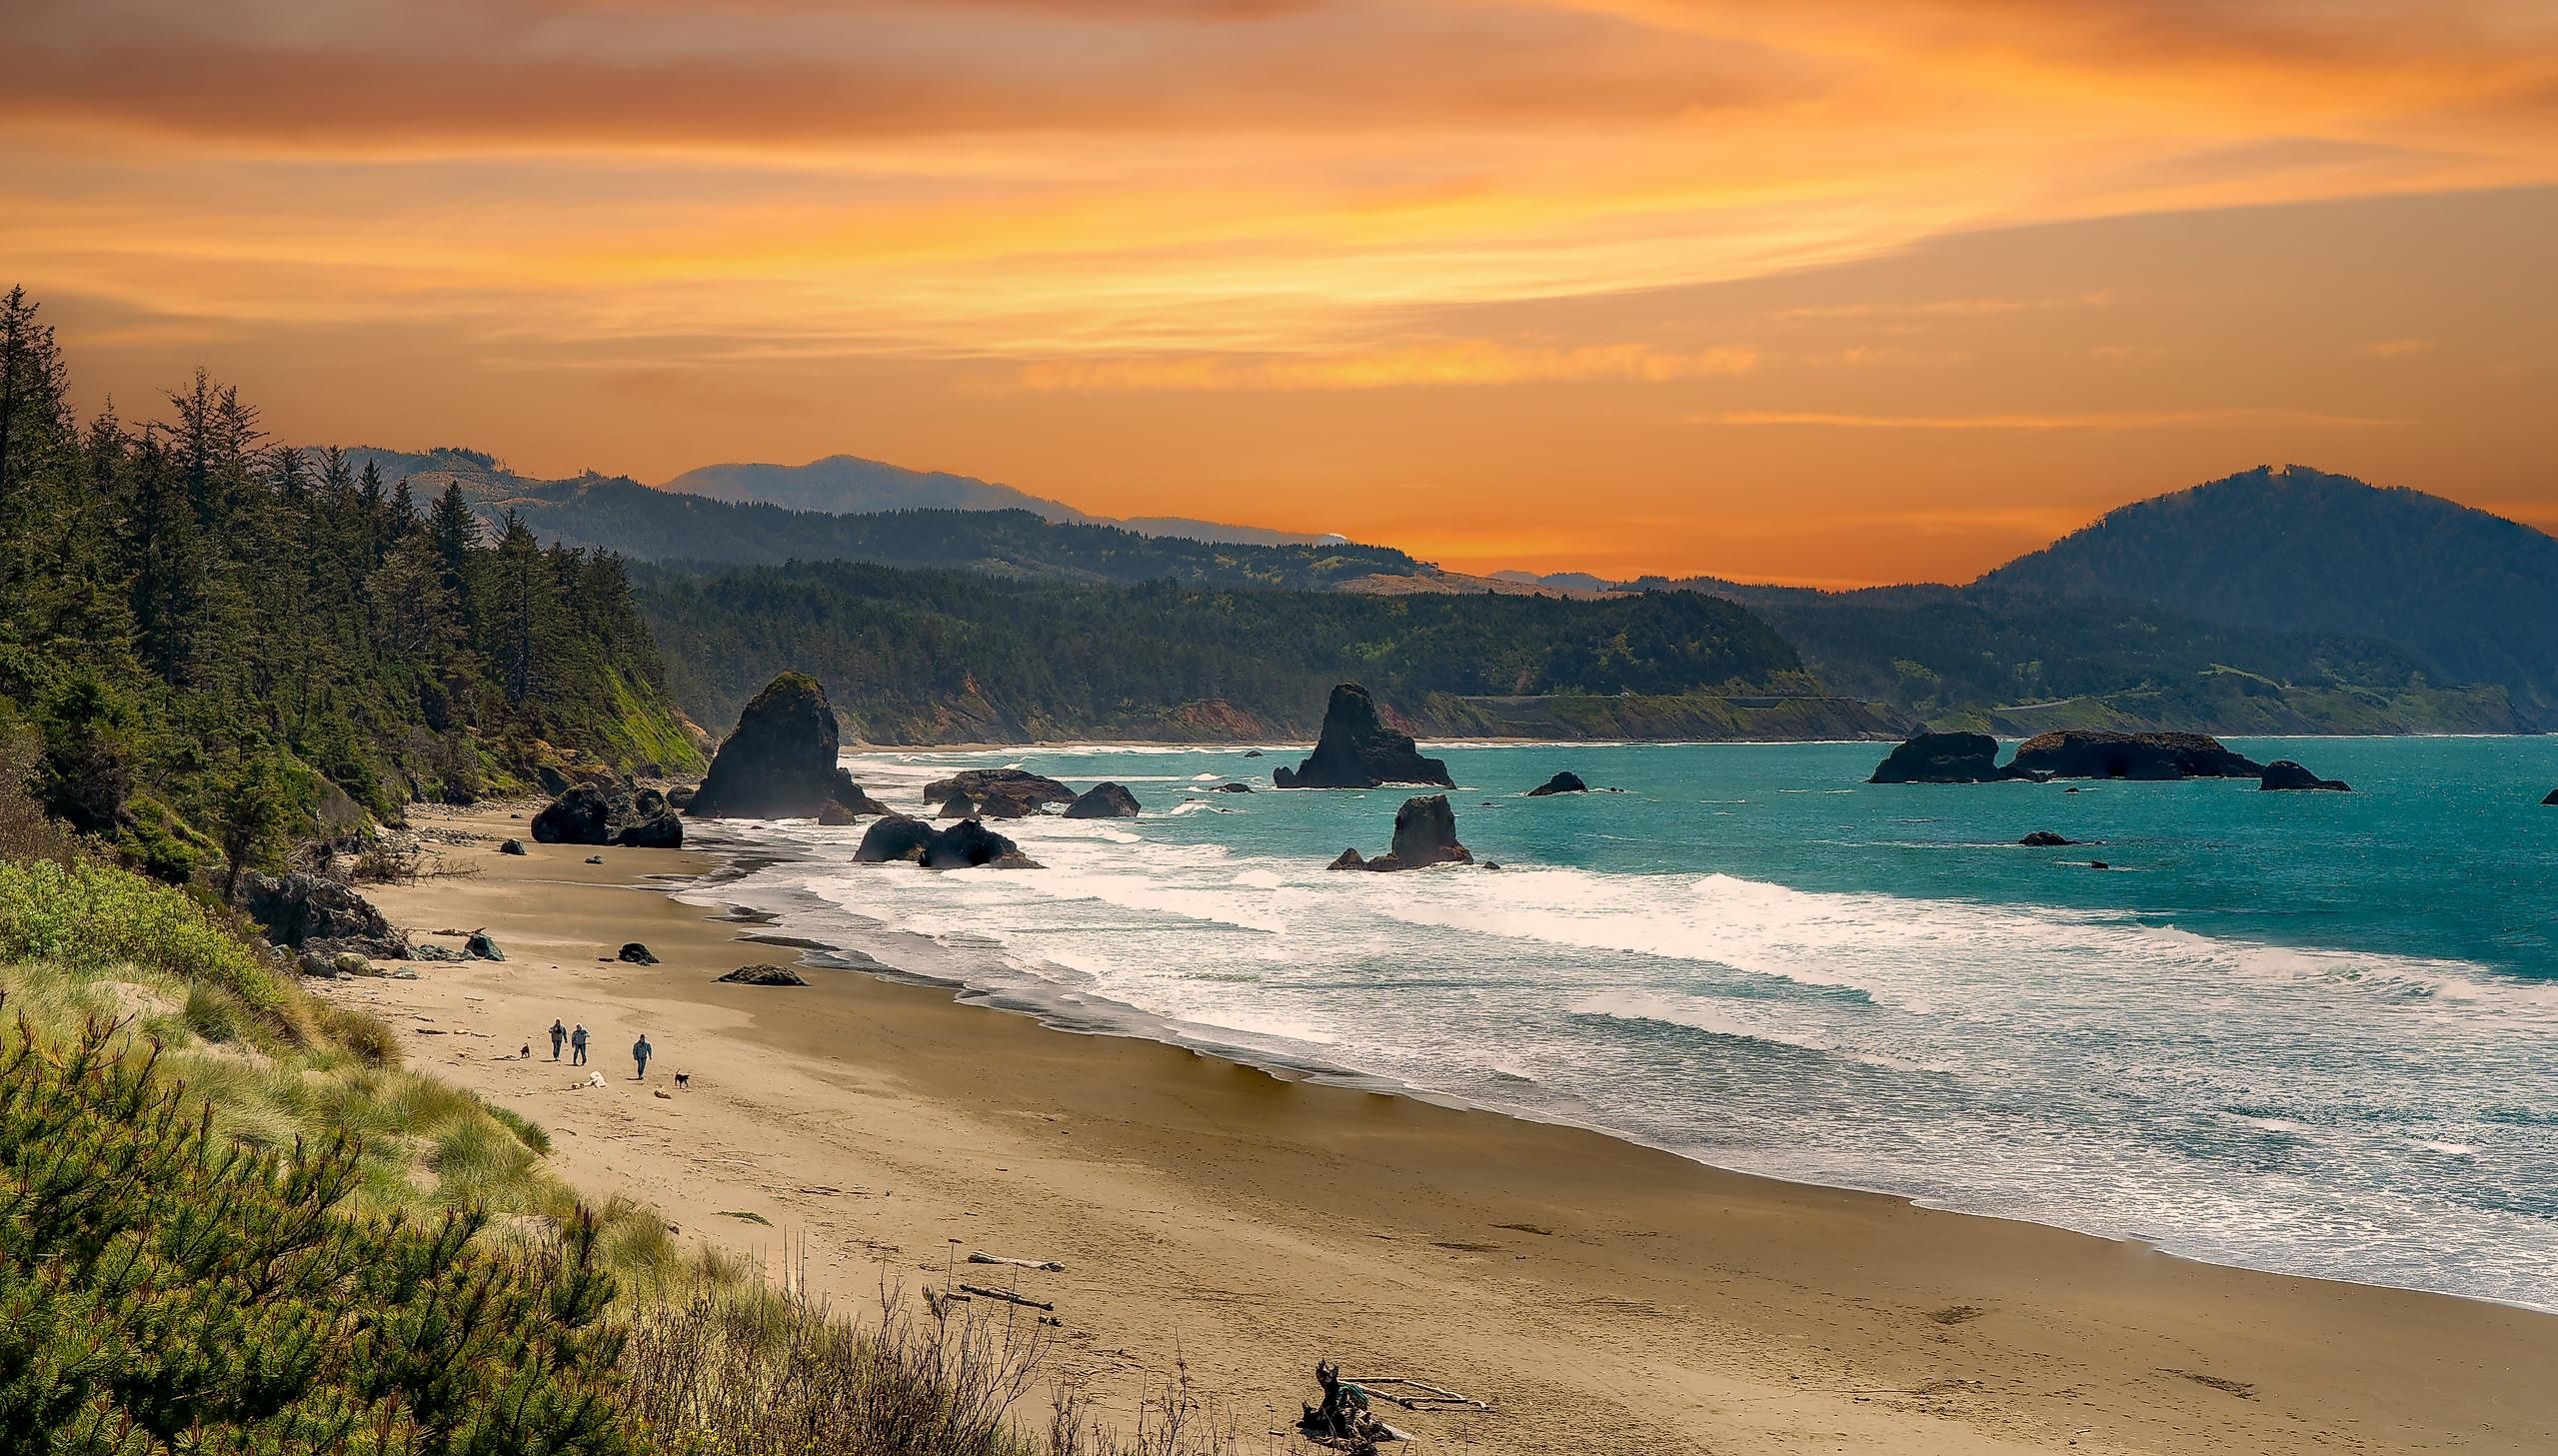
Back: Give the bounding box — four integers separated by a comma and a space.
6, 0, 2556, 584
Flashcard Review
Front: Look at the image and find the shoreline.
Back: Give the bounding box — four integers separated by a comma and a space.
345, 805, 2558, 1456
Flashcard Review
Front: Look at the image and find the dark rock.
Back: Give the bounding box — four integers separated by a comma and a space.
2018, 830, 2077, 846
1525, 771, 1589, 796
1063, 782, 1143, 818
409, 942, 465, 962
2088, 859, 2111, 869
618, 812, 685, 848
855, 814, 938, 863
1326, 847, 1367, 870
2545, 787, 2558, 805
499, 838, 528, 855
2007, 730, 2263, 780
617, 942, 659, 965
1339, 793, 1473, 871
1273, 684, 1451, 789
584, 854, 605, 864
633, 786, 667, 818
934, 790, 978, 819
666, 784, 697, 810
1209, 782, 1254, 793
2259, 759, 2352, 791
922, 818, 1042, 869
1869, 732, 2032, 784
717, 963, 809, 986
238, 871, 394, 950
1243, 749, 1265, 757
532, 785, 618, 844
819, 800, 858, 826
464, 930, 505, 961
922, 768, 1075, 817
687, 673, 861, 819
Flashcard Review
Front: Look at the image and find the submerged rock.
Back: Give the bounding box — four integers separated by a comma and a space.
921, 818, 1041, 869
2018, 830, 2077, 846
1869, 732, 2030, 784
2259, 759, 2352, 791
1209, 781, 1254, 793
2007, 730, 2263, 780
1063, 782, 1143, 818
1273, 683, 1451, 789
923, 768, 1075, 817
717, 963, 808, 986
687, 674, 882, 820
854, 814, 937, 863
1525, 770, 1589, 796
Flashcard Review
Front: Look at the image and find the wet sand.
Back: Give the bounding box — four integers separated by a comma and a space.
344, 805, 2558, 1456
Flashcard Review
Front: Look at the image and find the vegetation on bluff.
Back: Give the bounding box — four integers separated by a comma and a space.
0, 286, 700, 884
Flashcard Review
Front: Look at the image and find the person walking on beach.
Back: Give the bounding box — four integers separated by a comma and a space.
632, 1033, 652, 1080
570, 1023, 589, 1066
549, 1019, 566, 1061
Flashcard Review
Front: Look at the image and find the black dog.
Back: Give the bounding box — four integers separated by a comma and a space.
673, 1072, 690, 1088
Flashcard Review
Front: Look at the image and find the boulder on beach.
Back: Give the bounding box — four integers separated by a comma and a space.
464, 930, 505, 961
633, 786, 667, 819
666, 783, 697, 810
1273, 684, 1452, 789
499, 838, 528, 855
923, 767, 1075, 818
2007, 730, 2263, 780
1334, 793, 1474, 871
922, 818, 1042, 869
1869, 731, 2031, 784
238, 871, 396, 952
2259, 759, 2352, 792
2018, 830, 2077, 846
1063, 782, 1143, 818
687, 674, 883, 820
1525, 770, 1589, 796
532, 785, 618, 844
618, 811, 684, 848
717, 963, 808, 986
617, 942, 658, 965
854, 814, 937, 863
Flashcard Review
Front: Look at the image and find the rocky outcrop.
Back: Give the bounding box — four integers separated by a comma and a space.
855, 815, 938, 863
239, 872, 402, 957
1869, 732, 2031, 784
2018, 830, 2078, 846
464, 930, 505, 961
2545, 787, 2558, 805
666, 784, 697, 810
2259, 759, 2352, 791
1274, 684, 1452, 789
2007, 730, 2263, 780
532, 785, 617, 844
687, 673, 880, 820
717, 963, 808, 986
1328, 793, 1473, 871
923, 768, 1075, 818
618, 810, 684, 847
921, 818, 1042, 869
1063, 782, 1143, 818
1209, 782, 1254, 793
1525, 771, 1588, 796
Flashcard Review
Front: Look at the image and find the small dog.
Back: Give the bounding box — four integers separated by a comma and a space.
673, 1072, 691, 1088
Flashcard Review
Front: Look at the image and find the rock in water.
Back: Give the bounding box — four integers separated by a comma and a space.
922, 818, 1042, 869
831, 768, 892, 817
2018, 830, 2077, 846
618, 942, 659, 965
854, 815, 937, 863
1063, 782, 1143, 818
687, 673, 881, 819
1273, 683, 1451, 789
1336, 794, 1474, 871
1209, 781, 1254, 793
717, 963, 808, 986
2545, 787, 2558, 805
1326, 847, 1367, 870
1869, 732, 2031, 784
618, 812, 684, 847
2259, 759, 2352, 791
2006, 730, 2263, 780
532, 785, 618, 843
923, 768, 1075, 817
1525, 770, 1589, 796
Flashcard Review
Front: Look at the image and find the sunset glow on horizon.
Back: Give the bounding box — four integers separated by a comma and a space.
7, 0, 2556, 584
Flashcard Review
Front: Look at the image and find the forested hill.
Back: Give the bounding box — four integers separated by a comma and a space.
0, 287, 700, 881
633, 562, 1853, 744
484, 475, 1423, 590
1977, 465, 2558, 726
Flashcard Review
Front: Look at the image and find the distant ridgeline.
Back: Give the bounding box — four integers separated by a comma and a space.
0, 288, 700, 881
632, 561, 1897, 744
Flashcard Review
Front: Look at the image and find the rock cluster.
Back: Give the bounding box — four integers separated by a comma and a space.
1328, 793, 1474, 872
239, 872, 407, 959
924, 768, 1076, 818
531, 782, 686, 848
1062, 782, 1143, 818
852, 813, 1040, 868
1868, 732, 2033, 784
686, 673, 885, 821
2007, 730, 2264, 780
1274, 684, 1451, 789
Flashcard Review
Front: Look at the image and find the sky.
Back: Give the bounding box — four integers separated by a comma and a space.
5, 0, 2556, 585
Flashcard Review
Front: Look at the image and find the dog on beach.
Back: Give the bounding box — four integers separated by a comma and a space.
673, 1072, 690, 1088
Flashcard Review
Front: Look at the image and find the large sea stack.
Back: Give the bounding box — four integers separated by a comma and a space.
1869, 732, 2032, 784
686, 673, 883, 819
2006, 730, 2264, 780
1274, 684, 1452, 789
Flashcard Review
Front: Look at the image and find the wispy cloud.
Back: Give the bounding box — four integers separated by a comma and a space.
1692, 408, 2405, 430
1014, 342, 1759, 391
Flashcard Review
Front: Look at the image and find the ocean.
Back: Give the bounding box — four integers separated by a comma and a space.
676, 737, 2558, 1310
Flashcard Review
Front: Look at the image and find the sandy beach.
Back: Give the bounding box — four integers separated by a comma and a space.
343, 805, 2558, 1456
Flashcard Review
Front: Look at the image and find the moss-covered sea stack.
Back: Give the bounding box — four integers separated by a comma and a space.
687, 673, 880, 820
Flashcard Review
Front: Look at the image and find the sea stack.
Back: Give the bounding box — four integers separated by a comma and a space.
1869, 731, 2032, 784
1274, 683, 1452, 789
2006, 730, 2264, 780
685, 673, 884, 819
1327, 793, 1473, 871
1525, 770, 1589, 796
1063, 782, 1143, 818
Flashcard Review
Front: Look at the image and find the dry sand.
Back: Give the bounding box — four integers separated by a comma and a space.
343, 806, 2558, 1456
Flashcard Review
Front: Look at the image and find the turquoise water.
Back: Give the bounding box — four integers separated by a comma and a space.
687, 737, 2558, 1309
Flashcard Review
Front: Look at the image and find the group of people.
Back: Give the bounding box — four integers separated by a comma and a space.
548, 1018, 654, 1079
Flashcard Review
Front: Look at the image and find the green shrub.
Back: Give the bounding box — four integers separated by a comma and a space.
0, 857, 306, 1040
